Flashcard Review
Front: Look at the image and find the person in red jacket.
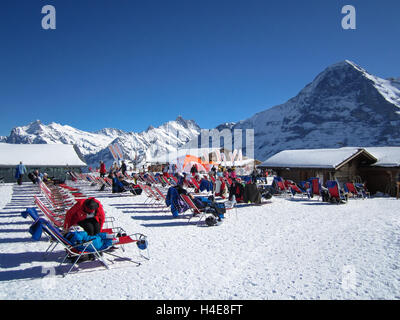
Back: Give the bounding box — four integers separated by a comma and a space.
99, 161, 106, 178
63, 198, 105, 236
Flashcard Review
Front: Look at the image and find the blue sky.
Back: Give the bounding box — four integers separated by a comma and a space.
0, 0, 399, 136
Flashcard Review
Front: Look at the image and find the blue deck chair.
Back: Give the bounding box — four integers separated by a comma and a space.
27, 216, 149, 276
273, 176, 290, 197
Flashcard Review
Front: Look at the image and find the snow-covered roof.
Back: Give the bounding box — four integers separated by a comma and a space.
0, 143, 86, 167
259, 147, 376, 169
364, 147, 400, 167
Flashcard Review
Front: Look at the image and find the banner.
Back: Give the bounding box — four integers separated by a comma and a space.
108, 145, 118, 161
113, 143, 124, 159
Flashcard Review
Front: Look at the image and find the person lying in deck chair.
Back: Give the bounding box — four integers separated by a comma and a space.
63, 197, 105, 236
116, 175, 143, 195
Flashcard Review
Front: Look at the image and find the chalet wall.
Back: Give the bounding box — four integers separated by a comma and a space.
359, 167, 400, 196
0, 166, 83, 183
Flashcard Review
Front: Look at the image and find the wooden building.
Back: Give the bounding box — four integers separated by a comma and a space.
258, 147, 400, 196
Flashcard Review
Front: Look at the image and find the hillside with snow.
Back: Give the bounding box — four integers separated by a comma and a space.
227, 60, 400, 161
3, 117, 201, 169
2, 60, 400, 165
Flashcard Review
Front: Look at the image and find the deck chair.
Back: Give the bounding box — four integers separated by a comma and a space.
191, 178, 201, 192
326, 180, 348, 204
180, 194, 207, 225
34, 195, 65, 228
344, 182, 361, 199
289, 183, 310, 199
273, 177, 290, 196
145, 186, 164, 205
308, 177, 322, 200
354, 183, 370, 198
27, 217, 143, 276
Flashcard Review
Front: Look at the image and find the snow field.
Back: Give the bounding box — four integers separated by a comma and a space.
0, 182, 400, 300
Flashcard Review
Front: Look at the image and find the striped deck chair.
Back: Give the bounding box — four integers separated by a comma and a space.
191, 178, 201, 192
34, 195, 65, 228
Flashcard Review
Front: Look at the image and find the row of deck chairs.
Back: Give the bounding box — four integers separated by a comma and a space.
21, 181, 149, 276
273, 176, 370, 203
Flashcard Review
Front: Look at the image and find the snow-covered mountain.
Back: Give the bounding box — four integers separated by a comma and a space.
3, 117, 201, 168
225, 60, 400, 161
3, 60, 400, 166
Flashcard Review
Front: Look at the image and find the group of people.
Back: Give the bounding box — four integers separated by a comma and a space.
15, 161, 52, 185
110, 172, 142, 195
99, 160, 128, 178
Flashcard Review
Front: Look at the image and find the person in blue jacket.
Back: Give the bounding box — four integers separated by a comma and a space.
199, 175, 213, 192
15, 161, 27, 185
165, 185, 189, 217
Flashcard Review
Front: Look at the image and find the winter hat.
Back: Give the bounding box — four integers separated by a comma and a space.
83, 198, 99, 213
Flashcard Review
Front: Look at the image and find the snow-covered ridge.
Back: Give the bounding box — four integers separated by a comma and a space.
222, 60, 400, 161
4, 117, 201, 168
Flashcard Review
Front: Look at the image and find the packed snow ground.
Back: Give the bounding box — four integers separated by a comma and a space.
1, 181, 400, 300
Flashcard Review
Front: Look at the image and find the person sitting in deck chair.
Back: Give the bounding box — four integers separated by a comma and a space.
165, 184, 190, 217
214, 177, 228, 198
229, 178, 244, 203
243, 179, 262, 204
199, 175, 213, 193
112, 174, 127, 193
63, 197, 105, 236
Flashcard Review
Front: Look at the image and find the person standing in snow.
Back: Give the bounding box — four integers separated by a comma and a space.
120, 161, 127, 176
99, 161, 106, 178
15, 161, 27, 185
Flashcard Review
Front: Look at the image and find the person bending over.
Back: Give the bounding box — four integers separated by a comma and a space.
63, 198, 105, 236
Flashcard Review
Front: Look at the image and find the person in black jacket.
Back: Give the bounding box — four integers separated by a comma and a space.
228, 179, 244, 202
120, 161, 127, 175
243, 182, 262, 204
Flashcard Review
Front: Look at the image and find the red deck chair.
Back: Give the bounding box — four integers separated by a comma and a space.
34, 195, 65, 228
344, 182, 360, 199
191, 178, 201, 192
180, 194, 206, 224
326, 180, 348, 204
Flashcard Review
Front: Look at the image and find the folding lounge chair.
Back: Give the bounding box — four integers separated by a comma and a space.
326, 180, 348, 204
142, 185, 164, 205
180, 194, 228, 225
27, 217, 111, 276
27, 217, 148, 276
289, 183, 309, 199
34, 195, 65, 228
308, 177, 322, 200
344, 182, 368, 199
190, 178, 201, 192
354, 183, 370, 198
273, 177, 290, 196
180, 194, 207, 225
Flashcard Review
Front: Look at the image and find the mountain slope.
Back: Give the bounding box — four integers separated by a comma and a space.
4, 117, 201, 168
229, 60, 400, 161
